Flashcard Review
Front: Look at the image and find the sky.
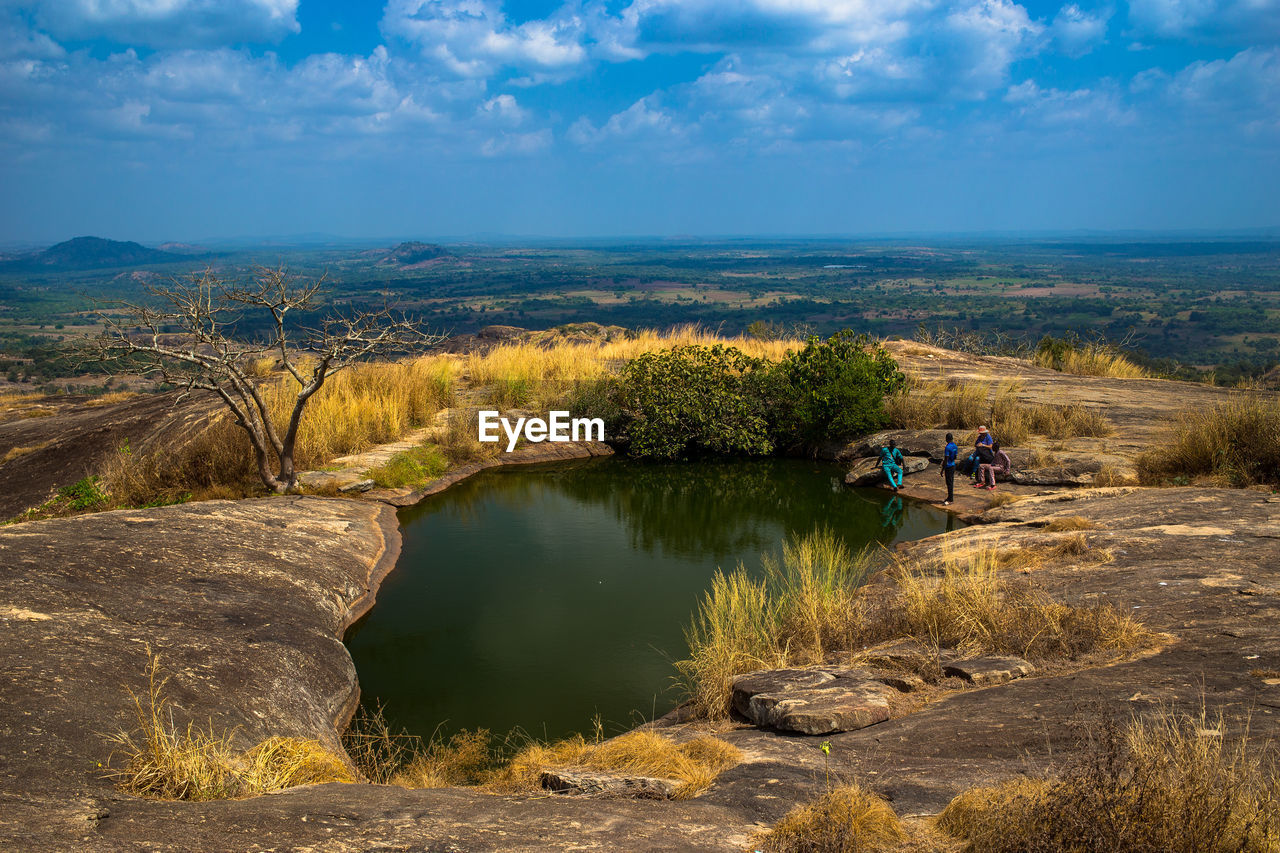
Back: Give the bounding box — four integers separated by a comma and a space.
1, 0, 1278, 243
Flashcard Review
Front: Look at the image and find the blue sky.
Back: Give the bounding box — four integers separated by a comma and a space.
1, 0, 1277, 242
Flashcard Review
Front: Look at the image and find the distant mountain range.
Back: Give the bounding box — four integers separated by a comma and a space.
0, 236, 191, 271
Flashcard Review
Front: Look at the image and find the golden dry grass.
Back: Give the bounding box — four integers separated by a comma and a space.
1033, 343, 1150, 379
757, 784, 906, 852
106, 650, 351, 800
99, 356, 455, 503
0, 391, 57, 424
391, 729, 495, 788
496, 729, 742, 799
1044, 516, 1093, 532
987, 492, 1023, 509
883, 545, 1140, 659
1137, 395, 1280, 487
677, 533, 1152, 719
884, 379, 1112, 445
677, 530, 869, 718
83, 390, 139, 407
938, 707, 1280, 852
464, 324, 802, 410
2, 440, 53, 463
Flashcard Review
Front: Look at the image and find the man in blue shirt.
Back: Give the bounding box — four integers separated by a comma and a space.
940, 432, 958, 505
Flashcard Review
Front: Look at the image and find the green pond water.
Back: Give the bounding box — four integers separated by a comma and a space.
345, 457, 959, 742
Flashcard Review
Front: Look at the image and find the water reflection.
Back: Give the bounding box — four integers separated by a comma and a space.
353, 457, 957, 742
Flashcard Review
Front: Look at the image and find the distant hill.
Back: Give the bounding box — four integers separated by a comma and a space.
3, 237, 183, 271
386, 241, 450, 266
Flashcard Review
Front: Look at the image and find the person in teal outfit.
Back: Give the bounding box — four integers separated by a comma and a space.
878, 439, 905, 491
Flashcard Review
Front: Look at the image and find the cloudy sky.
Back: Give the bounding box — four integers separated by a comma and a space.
1, 0, 1277, 242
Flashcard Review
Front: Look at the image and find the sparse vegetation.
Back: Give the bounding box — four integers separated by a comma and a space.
938, 707, 1280, 852
496, 729, 742, 799
367, 444, 449, 489
756, 784, 905, 852
677, 532, 1151, 719
96, 356, 455, 507
884, 378, 1112, 444
1137, 395, 1280, 487
107, 650, 351, 800
342, 705, 740, 799
1033, 334, 1151, 379
1044, 516, 1093, 532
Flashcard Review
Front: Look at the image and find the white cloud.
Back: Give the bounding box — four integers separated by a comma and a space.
1127, 0, 1280, 43
1165, 46, 1280, 116
23, 0, 299, 46
1050, 3, 1110, 56
568, 96, 683, 146
1003, 78, 1134, 126
381, 0, 586, 79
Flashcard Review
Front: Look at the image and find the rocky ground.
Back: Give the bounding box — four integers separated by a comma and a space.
1, 343, 1278, 851
1, 486, 1277, 851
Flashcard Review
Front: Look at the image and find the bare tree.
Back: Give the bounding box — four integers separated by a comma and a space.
88, 266, 444, 494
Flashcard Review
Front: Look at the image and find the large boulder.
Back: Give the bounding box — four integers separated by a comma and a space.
845, 455, 931, 486
731, 668, 896, 735
823, 430, 954, 464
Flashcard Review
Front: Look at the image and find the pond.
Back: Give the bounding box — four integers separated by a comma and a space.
344, 456, 959, 742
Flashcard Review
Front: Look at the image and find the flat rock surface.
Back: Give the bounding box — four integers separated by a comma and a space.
0, 391, 213, 519
2, 484, 1280, 850
733, 668, 895, 735
943, 656, 1035, 685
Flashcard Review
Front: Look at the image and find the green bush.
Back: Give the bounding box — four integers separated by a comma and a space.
615, 344, 775, 460
771, 331, 905, 449
611, 334, 905, 459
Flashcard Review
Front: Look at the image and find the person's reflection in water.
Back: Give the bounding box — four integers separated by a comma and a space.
879, 495, 904, 530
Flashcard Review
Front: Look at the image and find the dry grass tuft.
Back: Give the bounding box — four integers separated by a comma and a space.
1137, 396, 1280, 487
107, 649, 351, 800
757, 784, 905, 852
677, 533, 1152, 719
2, 440, 53, 463
239, 736, 354, 792
1033, 341, 1150, 379
438, 407, 503, 463
391, 729, 496, 788
884, 379, 1112, 444
879, 546, 1146, 660
988, 492, 1023, 509
677, 530, 869, 718
83, 390, 139, 407
1044, 516, 1093, 532
498, 729, 742, 799
938, 707, 1280, 852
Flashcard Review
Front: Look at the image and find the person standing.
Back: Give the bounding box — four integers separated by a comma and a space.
878, 439, 905, 492
940, 432, 958, 505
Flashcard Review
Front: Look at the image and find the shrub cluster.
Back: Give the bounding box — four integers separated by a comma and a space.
608, 332, 904, 460
1137, 396, 1280, 487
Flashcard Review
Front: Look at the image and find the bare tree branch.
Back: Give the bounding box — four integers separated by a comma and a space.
80, 266, 446, 494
